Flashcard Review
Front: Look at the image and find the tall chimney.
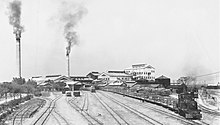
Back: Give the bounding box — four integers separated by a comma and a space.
15, 31, 21, 78
67, 55, 70, 77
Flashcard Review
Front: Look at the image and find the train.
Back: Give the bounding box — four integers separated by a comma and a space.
66, 91, 72, 97
103, 84, 202, 120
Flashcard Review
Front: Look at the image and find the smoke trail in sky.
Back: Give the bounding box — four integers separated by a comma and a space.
8, 0, 24, 34
60, 2, 87, 56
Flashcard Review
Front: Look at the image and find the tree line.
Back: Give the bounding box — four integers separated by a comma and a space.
0, 77, 38, 99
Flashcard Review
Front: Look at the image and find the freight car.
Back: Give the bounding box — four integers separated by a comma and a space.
90, 86, 96, 93
104, 85, 202, 119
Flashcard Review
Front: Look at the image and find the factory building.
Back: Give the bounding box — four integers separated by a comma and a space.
135, 75, 171, 88
124, 63, 156, 81
86, 71, 100, 80
70, 76, 93, 85
98, 70, 133, 84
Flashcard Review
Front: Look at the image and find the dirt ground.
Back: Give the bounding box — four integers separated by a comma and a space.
17, 90, 219, 125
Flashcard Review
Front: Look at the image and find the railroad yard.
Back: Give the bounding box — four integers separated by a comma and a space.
5, 90, 219, 125
0, 0, 219, 125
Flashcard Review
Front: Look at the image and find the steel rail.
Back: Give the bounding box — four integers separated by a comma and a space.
66, 97, 103, 125
81, 92, 87, 111
94, 93, 130, 125
101, 90, 209, 125
53, 106, 70, 125
51, 113, 62, 125
198, 105, 220, 116
97, 92, 164, 125
32, 94, 62, 125
20, 106, 34, 125
192, 120, 210, 125
100, 91, 203, 125
86, 92, 89, 111
12, 105, 31, 125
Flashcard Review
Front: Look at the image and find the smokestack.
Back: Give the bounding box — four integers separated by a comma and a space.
67, 55, 70, 77
8, 0, 24, 78
16, 31, 21, 78
60, 3, 87, 77
66, 46, 70, 77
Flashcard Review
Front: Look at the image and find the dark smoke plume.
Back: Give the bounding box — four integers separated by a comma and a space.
8, 0, 24, 34
62, 5, 87, 56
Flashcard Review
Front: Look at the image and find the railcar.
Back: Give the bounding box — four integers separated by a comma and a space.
66, 91, 72, 97
73, 91, 80, 97
90, 86, 96, 93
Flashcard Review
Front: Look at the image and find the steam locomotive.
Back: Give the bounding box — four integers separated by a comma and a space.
177, 92, 201, 119
103, 84, 202, 119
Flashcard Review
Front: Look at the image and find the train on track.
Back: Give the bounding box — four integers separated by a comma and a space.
90, 86, 96, 93
103, 84, 202, 120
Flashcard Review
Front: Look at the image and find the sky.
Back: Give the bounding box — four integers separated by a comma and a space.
0, 0, 219, 82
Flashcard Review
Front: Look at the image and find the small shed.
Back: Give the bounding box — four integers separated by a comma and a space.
108, 80, 126, 87
65, 81, 83, 91
155, 75, 170, 88
126, 81, 136, 88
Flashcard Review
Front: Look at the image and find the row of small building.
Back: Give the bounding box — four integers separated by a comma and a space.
31, 63, 171, 91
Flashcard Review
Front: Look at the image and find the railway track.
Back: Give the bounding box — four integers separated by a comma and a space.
51, 93, 70, 125
67, 95, 103, 125
198, 104, 220, 116
96, 92, 165, 125
81, 92, 89, 111
32, 94, 67, 125
193, 120, 210, 125
12, 105, 33, 125
11, 98, 46, 125
99, 91, 208, 125
101, 91, 201, 125
94, 93, 130, 125
50, 108, 70, 125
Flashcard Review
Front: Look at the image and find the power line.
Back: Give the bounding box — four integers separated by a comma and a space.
195, 71, 220, 78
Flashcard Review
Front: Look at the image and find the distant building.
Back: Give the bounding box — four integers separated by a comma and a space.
98, 70, 132, 83
31, 76, 44, 85
155, 75, 170, 88
70, 76, 93, 85
86, 71, 100, 80
108, 80, 127, 87
45, 75, 62, 80
124, 63, 155, 81
31, 75, 71, 91
53, 76, 71, 83
31, 75, 62, 85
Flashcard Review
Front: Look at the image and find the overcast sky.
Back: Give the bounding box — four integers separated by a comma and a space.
0, 0, 219, 82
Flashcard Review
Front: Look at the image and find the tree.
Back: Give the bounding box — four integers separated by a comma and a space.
22, 84, 35, 94
26, 79, 37, 87
53, 82, 66, 91
10, 83, 23, 99
12, 77, 26, 85
0, 82, 12, 101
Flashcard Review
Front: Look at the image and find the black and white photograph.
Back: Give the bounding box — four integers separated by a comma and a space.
0, 0, 219, 125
